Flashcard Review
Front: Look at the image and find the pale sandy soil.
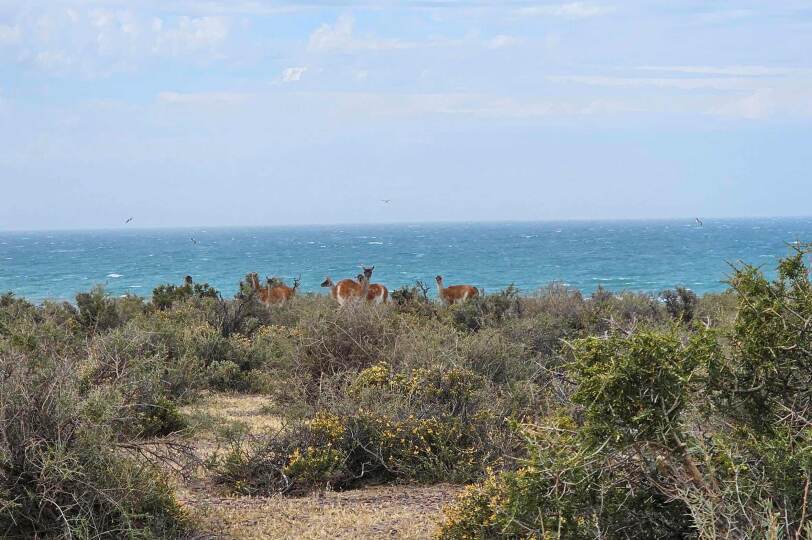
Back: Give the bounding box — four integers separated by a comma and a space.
177, 393, 460, 539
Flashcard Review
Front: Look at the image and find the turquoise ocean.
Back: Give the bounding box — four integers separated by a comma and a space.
1, 218, 811, 302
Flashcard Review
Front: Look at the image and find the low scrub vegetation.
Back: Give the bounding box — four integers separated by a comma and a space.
1, 246, 810, 538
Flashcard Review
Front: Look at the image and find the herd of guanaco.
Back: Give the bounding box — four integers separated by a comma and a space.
243, 266, 478, 307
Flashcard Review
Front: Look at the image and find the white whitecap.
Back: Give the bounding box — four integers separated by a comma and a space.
107, 273, 123, 278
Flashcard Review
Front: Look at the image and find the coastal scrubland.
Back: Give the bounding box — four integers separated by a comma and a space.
1, 246, 810, 538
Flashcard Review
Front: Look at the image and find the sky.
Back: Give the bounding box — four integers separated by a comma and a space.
0, 1, 811, 230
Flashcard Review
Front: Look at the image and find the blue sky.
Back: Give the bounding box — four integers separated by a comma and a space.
1, 1, 811, 230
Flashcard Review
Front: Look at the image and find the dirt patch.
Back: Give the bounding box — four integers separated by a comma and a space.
177, 393, 461, 538
184, 484, 460, 539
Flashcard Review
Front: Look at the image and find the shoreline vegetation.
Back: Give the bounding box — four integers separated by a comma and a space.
1, 246, 811, 538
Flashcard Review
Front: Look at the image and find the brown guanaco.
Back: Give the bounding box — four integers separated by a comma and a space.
246, 272, 299, 306
246, 272, 270, 303
357, 266, 388, 304
435, 275, 478, 304
265, 275, 300, 306
320, 273, 369, 306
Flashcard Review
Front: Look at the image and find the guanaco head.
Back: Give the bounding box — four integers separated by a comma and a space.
320, 277, 334, 288
435, 275, 443, 286
363, 266, 375, 280
184, 275, 193, 286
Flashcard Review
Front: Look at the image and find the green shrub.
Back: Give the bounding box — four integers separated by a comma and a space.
570, 326, 716, 448
211, 409, 491, 496
439, 417, 693, 539
152, 276, 219, 310
138, 396, 187, 438
661, 286, 698, 322
449, 285, 522, 332
714, 244, 812, 431
391, 281, 437, 318
439, 246, 812, 540
438, 326, 719, 539
75, 285, 121, 332
206, 360, 246, 391
295, 302, 396, 382
0, 353, 188, 538
211, 361, 522, 495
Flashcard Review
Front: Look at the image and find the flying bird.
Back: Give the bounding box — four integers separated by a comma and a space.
124, 217, 133, 224
191, 237, 198, 245
695, 218, 703, 227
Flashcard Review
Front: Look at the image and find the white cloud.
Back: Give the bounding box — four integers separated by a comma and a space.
157, 91, 250, 105
308, 14, 412, 53
548, 74, 757, 91
485, 34, 519, 49
694, 9, 754, 24
637, 65, 812, 77
152, 15, 229, 57
2, 8, 232, 76
310, 91, 640, 120
34, 50, 75, 72
308, 15, 353, 52
709, 87, 812, 120
0, 24, 21, 45
281, 66, 307, 82
514, 2, 615, 19
710, 90, 773, 120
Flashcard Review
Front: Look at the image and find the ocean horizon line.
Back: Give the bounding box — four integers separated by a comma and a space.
3, 214, 812, 235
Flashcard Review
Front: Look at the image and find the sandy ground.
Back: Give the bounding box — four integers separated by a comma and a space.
178, 393, 460, 539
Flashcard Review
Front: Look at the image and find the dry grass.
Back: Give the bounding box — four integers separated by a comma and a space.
178, 392, 459, 538
179, 392, 282, 459
182, 392, 283, 433
184, 484, 461, 539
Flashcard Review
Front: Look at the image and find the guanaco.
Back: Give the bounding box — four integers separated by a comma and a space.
320, 274, 369, 306
246, 272, 271, 304
435, 275, 478, 304
265, 275, 300, 306
358, 266, 388, 304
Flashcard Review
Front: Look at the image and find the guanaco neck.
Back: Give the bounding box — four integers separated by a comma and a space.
436, 278, 444, 297
250, 274, 261, 291
359, 275, 370, 298
325, 279, 338, 299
